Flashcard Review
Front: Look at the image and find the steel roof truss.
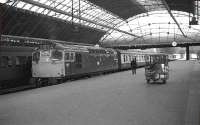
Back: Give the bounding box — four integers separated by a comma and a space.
161, 0, 187, 38
19, 0, 140, 38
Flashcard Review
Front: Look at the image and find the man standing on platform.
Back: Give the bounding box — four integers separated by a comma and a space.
131, 58, 137, 75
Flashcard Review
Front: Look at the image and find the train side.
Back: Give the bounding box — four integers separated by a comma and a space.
117, 50, 146, 70
31, 44, 163, 86
62, 47, 118, 77
168, 54, 177, 61
68, 48, 118, 76
31, 45, 119, 85
0, 46, 34, 88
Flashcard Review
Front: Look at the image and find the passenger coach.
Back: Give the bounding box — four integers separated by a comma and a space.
0, 46, 34, 89
117, 50, 146, 70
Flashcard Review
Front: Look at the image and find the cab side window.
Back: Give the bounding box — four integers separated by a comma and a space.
33, 52, 40, 62
51, 50, 63, 60
0, 56, 14, 68
65, 53, 70, 61
15, 56, 20, 66
64, 52, 75, 62
75, 53, 82, 68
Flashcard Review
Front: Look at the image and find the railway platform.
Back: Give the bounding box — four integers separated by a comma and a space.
0, 61, 200, 125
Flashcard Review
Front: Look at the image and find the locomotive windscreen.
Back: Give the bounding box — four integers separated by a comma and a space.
51, 50, 63, 60
33, 52, 40, 62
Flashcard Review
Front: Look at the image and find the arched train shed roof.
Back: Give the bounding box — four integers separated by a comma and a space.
0, 0, 199, 47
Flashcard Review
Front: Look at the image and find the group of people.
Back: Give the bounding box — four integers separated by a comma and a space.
131, 58, 137, 75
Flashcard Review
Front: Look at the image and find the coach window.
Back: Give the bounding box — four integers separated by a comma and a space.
124, 55, 126, 62
142, 55, 144, 61
137, 55, 139, 62
16, 57, 24, 67
141, 55, 143, 61
15, 57, 20, 66
0, 57, 2, 67
114, 53, 118, 61
0, 56, 7, 68
129, 55, 131, 61
7, 56, 12, 67
76, 53, 82, 63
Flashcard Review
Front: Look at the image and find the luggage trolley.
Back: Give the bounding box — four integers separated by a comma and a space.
144, 53, 169, 84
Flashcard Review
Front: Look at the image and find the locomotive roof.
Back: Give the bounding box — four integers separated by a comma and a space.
146, 53, 168, 56
54, 43, 116, 54
118, 49, 168, 55
118, 49, 151, 54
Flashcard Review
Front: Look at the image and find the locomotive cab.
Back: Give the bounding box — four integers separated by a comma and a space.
32, 49, 65, 78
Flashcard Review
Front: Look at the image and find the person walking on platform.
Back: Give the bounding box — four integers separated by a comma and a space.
131, 58, 137, 75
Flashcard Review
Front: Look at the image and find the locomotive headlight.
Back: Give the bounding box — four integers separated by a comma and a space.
61, 68, 64, 74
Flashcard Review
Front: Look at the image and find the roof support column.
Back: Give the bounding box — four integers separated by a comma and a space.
161, 0, 187, 37
186, 45, 190, 60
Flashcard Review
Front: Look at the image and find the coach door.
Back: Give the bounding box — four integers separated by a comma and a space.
64, 52, 75, 75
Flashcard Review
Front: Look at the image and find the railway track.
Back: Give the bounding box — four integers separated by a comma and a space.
0, 84, 36, 95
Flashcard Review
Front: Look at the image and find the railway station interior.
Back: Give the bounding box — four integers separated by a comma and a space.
1, 0, 200, 125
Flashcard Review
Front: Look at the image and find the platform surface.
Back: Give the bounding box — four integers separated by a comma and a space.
0, 61, 200, 125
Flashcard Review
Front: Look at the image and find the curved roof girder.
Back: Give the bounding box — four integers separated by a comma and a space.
100, 10, 200, 46
110, 10, 192, 30
17, 0, 141, 38
102, 29, 200, 46
131, 32, 198, 42
160, 0, 186, 37
102, 32, 199, 48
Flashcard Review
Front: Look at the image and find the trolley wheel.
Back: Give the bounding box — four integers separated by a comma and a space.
162, 80, 166, 84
